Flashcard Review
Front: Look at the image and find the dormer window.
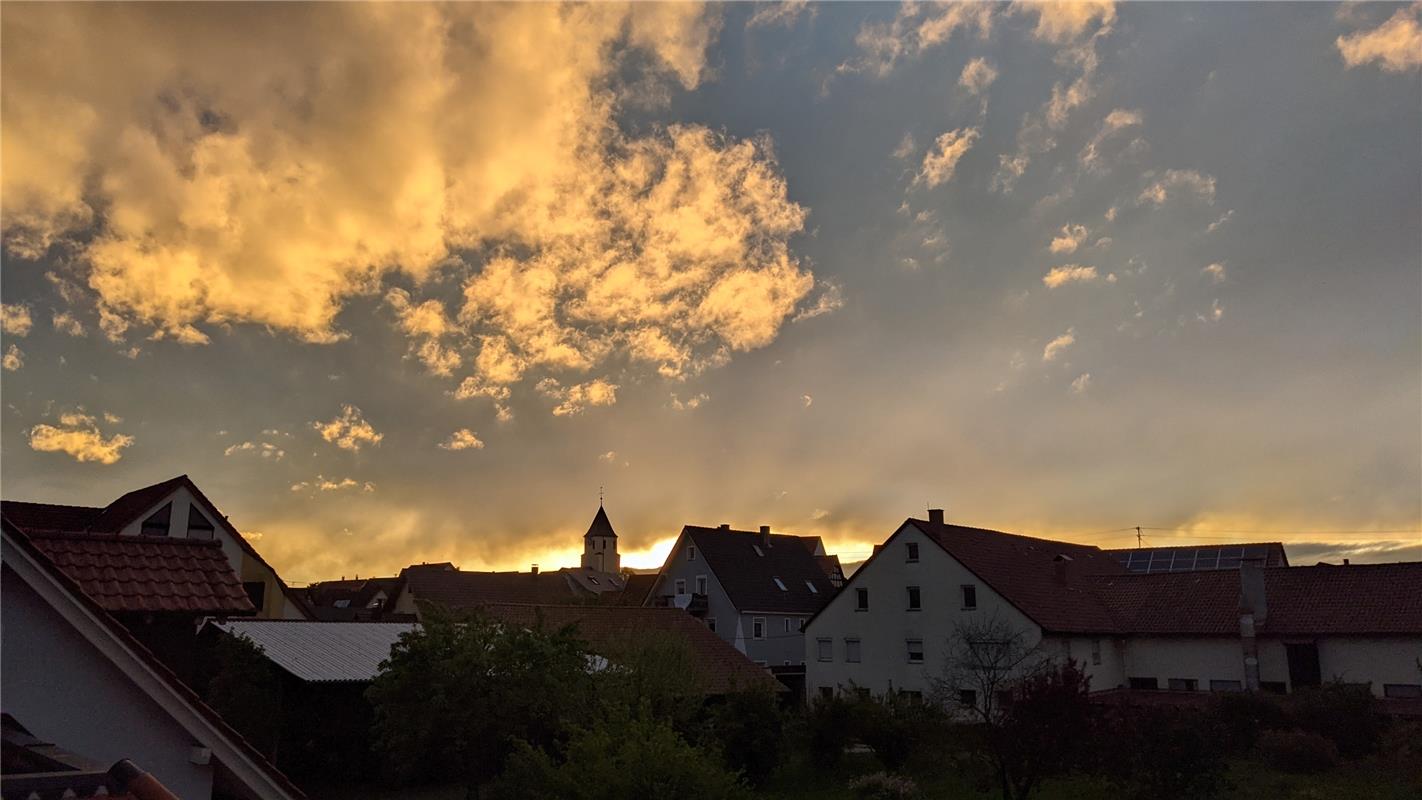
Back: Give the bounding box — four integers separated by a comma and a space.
141, 503, 172, 536
186, 507, 216, 540
773, 576, 787, 591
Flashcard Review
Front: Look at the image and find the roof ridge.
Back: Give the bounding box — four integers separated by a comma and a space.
1, 499, 106, 512
910, 518, 1109, 552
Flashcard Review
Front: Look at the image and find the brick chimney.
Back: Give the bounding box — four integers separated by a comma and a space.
927, 508, 945, 525
759, 524, 771, 548
718, 523, 730, 531
1238, 559, 1268, 692
1053, 554, 1073, 583
531, 563, 539, 575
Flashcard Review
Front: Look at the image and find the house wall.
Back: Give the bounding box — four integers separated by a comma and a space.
117, 485, 296, 619
652, 532, 741, 644
1316, 636, 1422, 695
1, 564, 216, 799
1120, 636, 1251, 690
738, 611, 812, 667
1048, 636, 1128, 691
805, 522, 1043, 699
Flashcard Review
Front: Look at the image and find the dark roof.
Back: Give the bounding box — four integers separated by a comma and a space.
478, 604, 782, 694
680, 526, 836, 614
403, 567, 590, 608
1086, 562, 1422, 636
1104, 542, 1289, 573
1, 518, 306, 799
908, 518, 1125, 634
600, 572, 657, 606
584, 505, 617, 539
0, 500, 103, 532
26, 531, 255, 615
85, 477, 188, 533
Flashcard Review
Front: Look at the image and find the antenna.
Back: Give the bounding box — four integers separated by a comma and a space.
599, 485, 604, 507
1136, 526, 1143, 548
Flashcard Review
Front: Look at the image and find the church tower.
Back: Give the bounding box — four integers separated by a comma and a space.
581, 503, 619, 573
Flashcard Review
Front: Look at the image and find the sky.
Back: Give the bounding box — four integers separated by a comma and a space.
2, 2, 1419, 584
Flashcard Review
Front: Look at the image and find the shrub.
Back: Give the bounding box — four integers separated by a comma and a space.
1256, 728, 1339, 774
705, 687, 785, 786
805, 693, 855, 769
1290, 683, 1382, 758
1104, 707, 1227, 800
1378, 720, 1422, 779
1210, 691, 1289, 753
848, 772, 919, 800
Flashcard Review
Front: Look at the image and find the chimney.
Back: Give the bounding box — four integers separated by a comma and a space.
1343, 558, 1350, 566
1238, 560, 1268, 692
760, 524, 771, 548
531, 563, 539, 575
718, 523, 731, 531
1053, 554, 1073, 583
927, 508, 945, 525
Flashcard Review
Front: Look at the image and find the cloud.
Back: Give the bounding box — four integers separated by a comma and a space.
1079, 109, 1144, 171
52, 311, 85, 337
1202, 263, 1227, 283
28, 411, 134, 464
1, 5, 815, 410
3, 345, 23, 371
1336, 2, 1422, 72
536, 378, 618, 417
1043, 265, 1099, 288
959, 57, 999, 95
599, 450, 618, 463
224, 440, 286, 459
839, 2, 993, 78
1206, 209, 1235, 233
916, 128, 980, 188
1071, 372, 1092, 394
313, 404, 383, 451
1139, 169, 1217, 206
746, 0, 813, 30
1042, 327, 1076, 362
811, 508, 830, 521
439, 428, 485, 451
670, 392, 708, 411
1049, 223, 1091, 254
801, 394, 813, 408
792, 280, 844, 322
291, 476, 376, 493
1016, 0, 1116, 44
1, 304, 33, 336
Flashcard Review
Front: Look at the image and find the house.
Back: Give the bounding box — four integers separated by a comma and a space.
804, 510, 1422, 704
646, 524, 840, 668
303, 576, 407, 621
1, 517, 305, 800
2, 475, 311, 620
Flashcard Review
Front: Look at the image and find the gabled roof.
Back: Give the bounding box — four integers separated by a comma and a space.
211, 620, 417, 683
85, 476, 189, 533
26, 531, 255, 615
678, 526, 837, 615
584, 505, 617, 539
1, 518, 305, 800
1104, 542, 1289, 573
1086, 562, 1422, 636
401, 567, 590, 608
0, 500, 103, 532
479, 604, 783, 694
600, 572, 658, 606
907, 518, 1126, 634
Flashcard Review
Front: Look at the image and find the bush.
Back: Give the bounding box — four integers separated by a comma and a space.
805, 693, 855, 769
705, 687, 785, 786
1210, 691, 1289, 753
848, 772, 919, 800
1104, 707, 1227, 800
1256, 728, 1339, 774
852, 692, 946, 772
1290, 683, 1382, 759
1378, 720, 1422, 779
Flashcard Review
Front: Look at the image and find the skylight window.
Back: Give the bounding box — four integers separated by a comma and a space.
805, 580, 818, 594
773, 576, 787, 591
752, 544, 764, 557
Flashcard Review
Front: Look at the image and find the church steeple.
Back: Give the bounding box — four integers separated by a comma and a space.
581, 503, 619, 573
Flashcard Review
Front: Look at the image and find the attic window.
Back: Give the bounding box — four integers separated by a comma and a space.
961, 584, 978, 610
805, 580, 819, 594
906, 542, 919, 562
688, 546, 697, 561
186, 507, 216, 540
752, 544, 764, 557
773, 576, 788, 591
140, 503, 172, 536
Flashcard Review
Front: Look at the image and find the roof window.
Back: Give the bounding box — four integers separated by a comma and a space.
773, 576, 787, 591
140, 503, 172, 536
752, 544, 764, 557
805, 580, 818, 594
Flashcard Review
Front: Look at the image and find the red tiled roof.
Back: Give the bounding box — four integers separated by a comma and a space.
1087, 562, 1422, 636
0, 500, 103, 532
27, 532, 255, 615
910, 518, 1126, 634
477, 604, 783, 694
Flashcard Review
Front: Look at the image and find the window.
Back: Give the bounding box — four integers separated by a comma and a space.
333, 599, 350, 608
185, 507, 215, 540
1167, 678, 1199, 691
906, 639, 924, 664
906, 542, 919, 562
845, 638, 861, 663
960, 584, 977, 610
906, 586, 921, 611
753, 617, 766, 639
1128, 677, 1159, 690
805, 579, 819, 594
799, 618, 807, 632
706, 618, 717, 633
817, 638, 833, 662
856, 587, 869, 611
674, 579, 686, 595
141, 503, 172, 536
784, 618, 792, 633
1384, 684, 1422, 699
695, 575, 707, 594
819, 686, 834, 700
752, 544, 764, 557
773, 576, 788, 591
242, 581, 266, 610
958, 689, 977, 708
588, 576, 600, 585
1091, 639, 1102, 666
687, 546, 697, 561
1209, 680, 1243, 693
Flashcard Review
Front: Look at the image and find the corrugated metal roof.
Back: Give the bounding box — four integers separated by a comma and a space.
212, 620, 416, 682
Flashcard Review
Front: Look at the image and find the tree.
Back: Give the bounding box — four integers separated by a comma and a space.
595, 629, 704, 730
366, 605, 595, 795
705, 686, 786, 786
204, 632, 282, 760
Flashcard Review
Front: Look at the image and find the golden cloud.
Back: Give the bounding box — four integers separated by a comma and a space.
439, 428, 485, 451
312, 405, 383, 452
916, 128, 980, 188
2, 4, 825, 415
1043, 264, 1099, 288
1337, 3, 1422, 72
28, 412, 134, 464
3, 344, 23, 371
1, 304, 32, 336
